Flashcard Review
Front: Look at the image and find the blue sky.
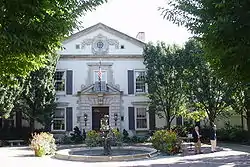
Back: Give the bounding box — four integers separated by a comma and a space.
80, 0, 192, 45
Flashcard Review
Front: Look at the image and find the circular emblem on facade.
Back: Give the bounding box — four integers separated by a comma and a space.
92, 34, 109, 55
96, 41, 104, 49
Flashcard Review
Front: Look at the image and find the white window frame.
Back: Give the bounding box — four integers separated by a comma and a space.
52, 107, 66, 132
135, 107, 149, 130
93, 70, 107, 83
55, 70, 66, 94
134, 70, 147, 94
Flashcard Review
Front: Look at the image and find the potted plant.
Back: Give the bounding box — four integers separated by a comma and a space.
30, 132, 56, 157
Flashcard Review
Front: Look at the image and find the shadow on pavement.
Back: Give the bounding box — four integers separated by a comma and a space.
130, 154, 250, 167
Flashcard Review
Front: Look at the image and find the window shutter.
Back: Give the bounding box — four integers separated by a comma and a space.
176, 116, 183, 125
66, 70, 73, 95
149, 110, 156, 130
128, 70, 134, 94
128, 107, 135, 130
66, 107, 73, 131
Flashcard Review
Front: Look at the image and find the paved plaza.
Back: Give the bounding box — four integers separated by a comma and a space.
1, 144, 250, 167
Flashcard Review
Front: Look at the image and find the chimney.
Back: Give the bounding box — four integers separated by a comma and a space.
136, 32, 145, 42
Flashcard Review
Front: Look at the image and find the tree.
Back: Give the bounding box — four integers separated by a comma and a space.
143, 42, 186, 130
182, 40, 233, 126
0, 82, 24, 118
160, 0, 250, 135
14, 54, 58, 132
0, 0, 106, 84
230, 83, 248, 130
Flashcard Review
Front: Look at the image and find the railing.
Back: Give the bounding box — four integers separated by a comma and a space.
94, 81, 107, 92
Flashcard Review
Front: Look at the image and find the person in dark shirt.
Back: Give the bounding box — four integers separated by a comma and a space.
210, 124, 217, 153
192, 126, 202, 154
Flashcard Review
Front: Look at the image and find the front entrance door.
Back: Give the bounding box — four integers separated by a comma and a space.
92, 107, 109, 131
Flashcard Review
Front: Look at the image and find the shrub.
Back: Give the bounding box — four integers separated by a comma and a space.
112, 128, 123, 146
131, 135, 148, 143
30, 132, 56, 156
171, 125, 189, 137
122, 129, 130, 143
217, 123, 248, 143
70, 126, 84, 144
61, 135, 73, 144
85, 130, 101, 147
151, 130, 180, 155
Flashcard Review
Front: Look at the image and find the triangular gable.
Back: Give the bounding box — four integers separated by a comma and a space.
62, 23, 145, 47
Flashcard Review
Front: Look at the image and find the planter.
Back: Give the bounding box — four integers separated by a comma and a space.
35, 147, 45, 157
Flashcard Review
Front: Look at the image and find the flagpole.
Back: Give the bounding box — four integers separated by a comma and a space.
99, 59, 102, 92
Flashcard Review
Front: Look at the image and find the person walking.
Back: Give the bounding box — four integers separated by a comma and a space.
210, 124, 217, 153
192, 126, 202, 154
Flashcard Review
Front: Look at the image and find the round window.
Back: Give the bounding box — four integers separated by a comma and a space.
96, 41, 104, 49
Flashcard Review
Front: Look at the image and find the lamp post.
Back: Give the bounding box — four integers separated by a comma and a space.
84, 113, 88, 126
114, 113, 118, 126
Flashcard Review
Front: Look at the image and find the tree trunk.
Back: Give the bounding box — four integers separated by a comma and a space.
167, 121, 171, 131
245, 88, 250, 140
241, 114, 244, 130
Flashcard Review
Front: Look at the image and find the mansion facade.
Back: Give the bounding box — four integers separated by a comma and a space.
53, 23, 157, 135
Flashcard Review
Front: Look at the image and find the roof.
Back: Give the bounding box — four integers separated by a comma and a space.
62, 22, 145, 47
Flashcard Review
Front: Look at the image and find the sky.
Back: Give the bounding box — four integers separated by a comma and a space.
80, 0, 192, 45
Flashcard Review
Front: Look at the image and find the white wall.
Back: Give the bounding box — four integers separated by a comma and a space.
59, 29, 143, 56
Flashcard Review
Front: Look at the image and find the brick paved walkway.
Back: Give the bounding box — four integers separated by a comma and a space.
0, 144, 249, 167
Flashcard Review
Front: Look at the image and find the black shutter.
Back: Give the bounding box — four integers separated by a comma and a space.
66, 107, 73, 131
176, 116, 183, 125
128, 107, 135, 130
66, 70, 73, 95
149, 110, 156, 130
128, 70, 134, 94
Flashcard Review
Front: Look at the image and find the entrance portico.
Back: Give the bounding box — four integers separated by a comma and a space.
76, 83, 122, 131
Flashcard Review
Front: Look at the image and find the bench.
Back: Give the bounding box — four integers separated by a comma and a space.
6, 140, 25, 147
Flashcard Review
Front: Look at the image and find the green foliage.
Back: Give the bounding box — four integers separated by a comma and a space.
70, 126, 84, 144
60, 135, 74, 145
151, 130, 180, 154
0, 0, 107, 84
171, 125, 189, 137
0, 81, 24, 118
112, 128, 123, 146
181, 40, 233, 126
160, 0, 250, 84
85, 130, 101, 147
130, 136, 148, 143
13, 54, 58, 130
122, 129, 130, 143
160, 0, 250, 136
30, 132, 57, 156
217, 122, 248, 143
143, 42, 187, 129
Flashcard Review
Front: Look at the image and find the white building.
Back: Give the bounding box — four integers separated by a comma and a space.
0, 23, 244, 133
53, 23, 157, 135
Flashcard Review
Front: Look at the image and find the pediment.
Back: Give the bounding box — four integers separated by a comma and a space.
78, 83, 121, 95
59, 23, 145, 56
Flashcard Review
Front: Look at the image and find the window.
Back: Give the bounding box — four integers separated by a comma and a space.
52, 108, 66, 131
135, 71, 146, 93
93, 70, 107, 83
120, 45, 125, 49
55, 71, 65, 92
75, 44, 81, 49
135, 108, 148, 129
